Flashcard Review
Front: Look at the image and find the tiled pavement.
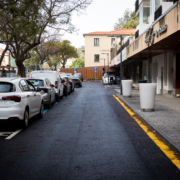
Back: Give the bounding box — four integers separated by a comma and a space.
114, 89, 180, 152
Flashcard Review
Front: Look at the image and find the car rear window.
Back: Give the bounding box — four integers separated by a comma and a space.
71, 76, 79, 79
0, 82, 15, 92
31, 72, 55, 84
28, 79, 44, 86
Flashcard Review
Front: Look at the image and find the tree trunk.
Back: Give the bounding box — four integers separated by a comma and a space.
16, 60, 26, 77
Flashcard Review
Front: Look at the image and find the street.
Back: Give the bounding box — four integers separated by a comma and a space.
0, 82, 180, 180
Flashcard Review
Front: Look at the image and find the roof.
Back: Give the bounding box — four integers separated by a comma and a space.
83, 29, 136, 37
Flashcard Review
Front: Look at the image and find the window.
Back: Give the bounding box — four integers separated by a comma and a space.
26, 80, 36, 91
0, 82, 15, 92
94, 38, 99, 46
94, 54, 99, 62
111, 38, 115, 45
19, 80, 29, 91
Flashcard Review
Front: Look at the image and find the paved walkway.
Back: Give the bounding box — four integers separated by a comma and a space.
115, 89, 180, 151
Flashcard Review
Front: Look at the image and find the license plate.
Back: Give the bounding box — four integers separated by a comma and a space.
0, 100, 12, 106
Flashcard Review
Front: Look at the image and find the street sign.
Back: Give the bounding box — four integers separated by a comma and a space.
74, 68, 77, 72
94, 67, 97, 72
25, 71, 28, 75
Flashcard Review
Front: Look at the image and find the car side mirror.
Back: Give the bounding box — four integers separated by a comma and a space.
36, 87, 41, 92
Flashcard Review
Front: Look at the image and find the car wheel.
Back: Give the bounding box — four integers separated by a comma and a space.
38, 103, 44, 119
56, 93, 60, 102
22, 108, 29, 128
47, 96, 51, 109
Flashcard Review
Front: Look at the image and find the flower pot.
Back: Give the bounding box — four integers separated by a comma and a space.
122, 80, 133, 97
139, 83, 157, 112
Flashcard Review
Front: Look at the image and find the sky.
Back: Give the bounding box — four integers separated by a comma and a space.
63, 0, 136, 48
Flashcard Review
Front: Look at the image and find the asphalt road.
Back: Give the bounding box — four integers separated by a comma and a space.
0, 82, 180, 180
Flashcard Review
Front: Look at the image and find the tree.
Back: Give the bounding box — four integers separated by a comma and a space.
58, 40, 78, 68
69, 58, 85, 68
0, 0, 92, 76
114, 9, 139, 30
114, 9, 132, 30
34, 35, 58, 68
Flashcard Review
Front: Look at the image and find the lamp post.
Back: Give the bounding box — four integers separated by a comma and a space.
100, 58, 105, 76
101, 53, 109, 85
108, 35, 123, 95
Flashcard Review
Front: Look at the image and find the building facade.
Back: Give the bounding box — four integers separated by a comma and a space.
83, 29, 136, 68
110, 0, 180, 97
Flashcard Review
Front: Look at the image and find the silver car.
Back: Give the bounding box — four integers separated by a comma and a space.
0, 78, 44, 128
27, 78, 56, 109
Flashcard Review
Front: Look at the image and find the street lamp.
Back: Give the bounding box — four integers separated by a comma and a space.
101, 53, 109, 85
100, 58, 105, 76
108, 35, 123, 95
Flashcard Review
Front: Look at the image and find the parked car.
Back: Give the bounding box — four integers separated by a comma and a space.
61, 76, 71, 96
68, 76, 75, 92
30, 70, 63, 102
71, 76, 82, 87
74, 73, 83, 81
66, 73, 72, 76
27, 78, 56, 109
0, 78, 44, 128
102, 73, 116, 85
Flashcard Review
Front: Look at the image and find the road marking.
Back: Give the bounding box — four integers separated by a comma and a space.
5, 129, 22, 140
104, 86, 107, 88
0, 132, 13, 137
43, 109, 48, 114
113, 95, 180, 170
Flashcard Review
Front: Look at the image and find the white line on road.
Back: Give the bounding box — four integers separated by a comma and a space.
5, 129, 22, 140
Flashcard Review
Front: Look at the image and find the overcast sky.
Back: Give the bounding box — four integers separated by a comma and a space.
63, 0, 136, 48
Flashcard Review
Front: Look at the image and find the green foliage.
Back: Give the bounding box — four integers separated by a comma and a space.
98, 77, 102, 80
57, 40, 79, 68
89, 77, 95, 80
69, 58, 85, 68
114, 9, 139, 30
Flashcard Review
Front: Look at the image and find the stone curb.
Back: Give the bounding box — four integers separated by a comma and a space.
116, 94, 180, 154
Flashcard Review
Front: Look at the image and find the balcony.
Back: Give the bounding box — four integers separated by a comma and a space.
135, 0, 139, 13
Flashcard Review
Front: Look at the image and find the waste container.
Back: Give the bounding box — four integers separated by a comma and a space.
139, 83, 157, 112
138, 80, 147, 83
122, 80, 133, 97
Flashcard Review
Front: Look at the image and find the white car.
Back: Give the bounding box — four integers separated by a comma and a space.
0, 78, 44, 128
30, 70, 64, 101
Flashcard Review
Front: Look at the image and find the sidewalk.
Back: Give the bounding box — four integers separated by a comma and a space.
115, 89, 180, 152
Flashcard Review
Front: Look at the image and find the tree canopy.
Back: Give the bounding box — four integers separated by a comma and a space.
69, 58, 85, 68
57, 40, 78, 68
114, 9, 139, 30
0, 0, 92, 76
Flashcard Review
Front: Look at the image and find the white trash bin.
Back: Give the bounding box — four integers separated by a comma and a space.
139, 83, 157, 112
122, 80, 133, 97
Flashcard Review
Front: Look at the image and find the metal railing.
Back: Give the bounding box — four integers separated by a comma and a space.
135, 0, 139, 13
154, 5, 162, 21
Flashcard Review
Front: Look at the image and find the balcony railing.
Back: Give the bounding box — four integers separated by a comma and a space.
154, 5, 162, 21
135, 30, 139, 39
135, 0, 139, 13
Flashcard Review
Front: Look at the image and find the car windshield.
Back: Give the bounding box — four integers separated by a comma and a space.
74, 73, 80, 76
28, 79, 44, 86
0, 82, 14, 92
31, 72, 54, 84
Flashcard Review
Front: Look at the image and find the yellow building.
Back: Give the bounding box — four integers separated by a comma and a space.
83, 29, 136, 67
